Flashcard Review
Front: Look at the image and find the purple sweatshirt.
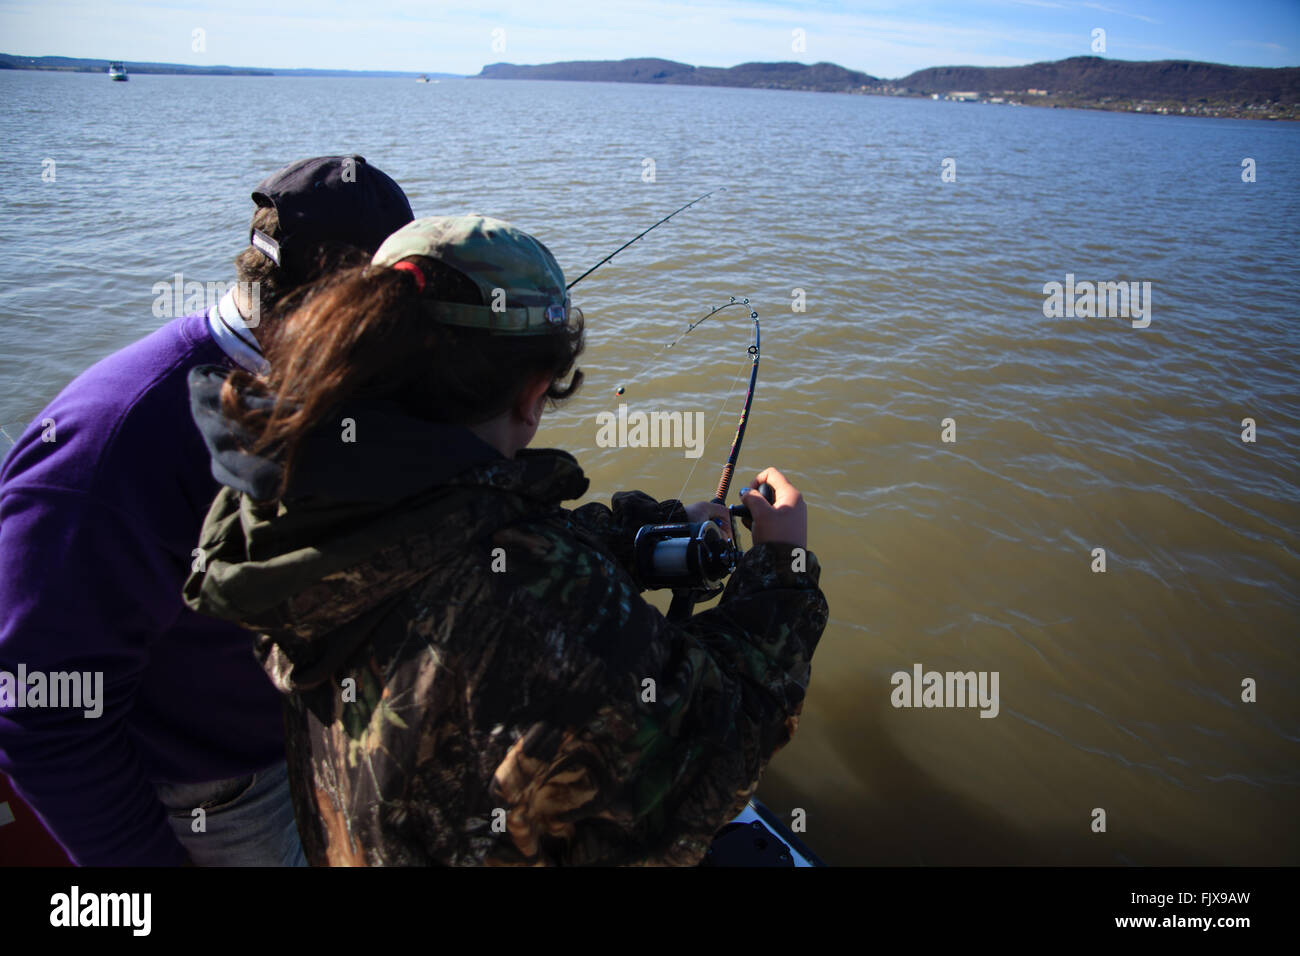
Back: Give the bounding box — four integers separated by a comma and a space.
0, 311, 284, 865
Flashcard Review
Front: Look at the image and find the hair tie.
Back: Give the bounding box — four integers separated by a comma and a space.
391, 260, 426, 292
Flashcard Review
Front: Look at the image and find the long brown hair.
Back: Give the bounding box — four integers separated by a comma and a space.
220, 256, 584, 493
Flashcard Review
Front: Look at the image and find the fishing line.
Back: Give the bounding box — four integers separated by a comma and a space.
669, 350, 752, 510
611, 298, 756, 398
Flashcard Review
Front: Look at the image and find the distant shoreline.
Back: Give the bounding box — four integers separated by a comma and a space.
5, 52, 1297, 121
0, 53, 459, 79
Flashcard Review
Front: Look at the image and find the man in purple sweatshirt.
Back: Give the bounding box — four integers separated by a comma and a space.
0, 156, 414, 865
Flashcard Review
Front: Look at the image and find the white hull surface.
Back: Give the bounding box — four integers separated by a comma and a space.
706, 800, 825, 866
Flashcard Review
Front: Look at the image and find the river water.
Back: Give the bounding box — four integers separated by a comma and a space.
2, 70, 1297, 864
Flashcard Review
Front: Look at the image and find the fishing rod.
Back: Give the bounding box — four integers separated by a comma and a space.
629, 298, 774, 622
567, 193, 771, 620
565, 189, 722, 290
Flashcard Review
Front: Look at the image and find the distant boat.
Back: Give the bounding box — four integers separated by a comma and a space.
415, 74, 429, 83
108, 61, 128, 81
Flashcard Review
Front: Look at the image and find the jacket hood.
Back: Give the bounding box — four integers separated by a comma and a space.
188, 364, 504, 502
183, 365, 591, 689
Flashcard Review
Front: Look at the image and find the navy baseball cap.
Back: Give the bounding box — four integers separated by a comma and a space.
249, 155, 414, 282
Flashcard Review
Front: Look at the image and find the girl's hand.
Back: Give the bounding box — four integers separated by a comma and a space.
741, 467, 808, 549
683, 500, 732, 540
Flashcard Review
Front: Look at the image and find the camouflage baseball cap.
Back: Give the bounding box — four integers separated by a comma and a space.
370, 215, 572, 335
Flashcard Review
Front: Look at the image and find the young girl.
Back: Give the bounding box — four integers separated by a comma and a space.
184, 215, 828, 866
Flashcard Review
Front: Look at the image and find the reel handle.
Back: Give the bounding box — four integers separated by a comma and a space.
727, 481, 776, 521
666, 483, 775, 623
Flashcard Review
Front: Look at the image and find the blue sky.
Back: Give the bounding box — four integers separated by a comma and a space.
1, 0, 1296, 76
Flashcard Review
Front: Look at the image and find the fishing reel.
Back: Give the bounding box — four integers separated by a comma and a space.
634, 483, 776, 607
607, 286, 762, 620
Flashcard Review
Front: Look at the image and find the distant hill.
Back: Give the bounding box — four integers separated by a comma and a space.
0, 53, 459, 79
479, 58, 878, 91
896, 56, 1300, 104
475, 55, 1299, 118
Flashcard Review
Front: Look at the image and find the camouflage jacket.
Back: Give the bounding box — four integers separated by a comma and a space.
184, 447, 828, 866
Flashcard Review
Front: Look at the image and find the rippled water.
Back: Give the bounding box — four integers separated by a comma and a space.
2, 70, 1297, 864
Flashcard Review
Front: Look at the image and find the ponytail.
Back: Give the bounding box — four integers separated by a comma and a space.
220, 257, 584, 495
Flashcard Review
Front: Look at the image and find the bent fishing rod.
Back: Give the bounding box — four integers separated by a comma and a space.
632, 298, 772, 622
565, 194, 773, 620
